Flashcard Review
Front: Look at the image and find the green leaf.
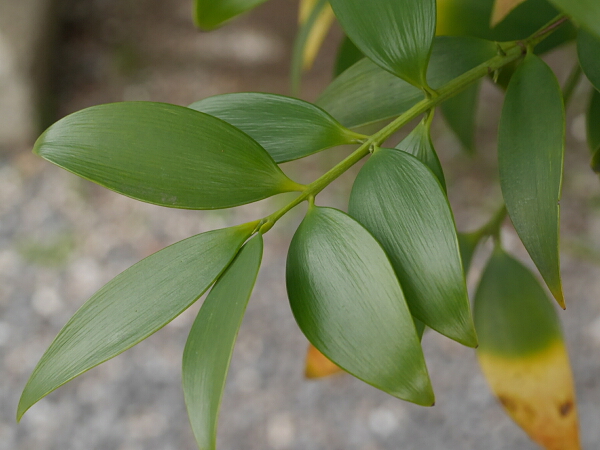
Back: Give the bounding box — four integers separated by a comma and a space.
437, 0, 576, 55
458, 231, 482, 274
549, 0, 600, 39
395, 118, 446, 191
349, 149, 477, 347
333, 36, 364, 77
18, 223, 256, 421
317, 36, 497, 129
440, 83, 480, 154
587, 89, 600, 155
498, 54, 565, 308
34, 102, 302, 210
577, 30, 600, 92
329, 0, 436, 88
194, 0, 269, 30
287, 206, 434, 406
474, 247, 562, 357
188, 93, 364, 163
183, 234, 263, 450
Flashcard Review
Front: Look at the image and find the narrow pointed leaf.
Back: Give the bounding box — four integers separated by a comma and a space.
498, 54, 565, 307
34, 102, 301, 210
549, 0, 600, 39
587, 89, 600, 155
458, 231, 482, 274
349, 149, 476, 347
305, 343, 343, 378
317, 36, 496, 129
329, 0, 435, 88
194, 0, 269, 30
18, 223, 256, 421
291, 0, 330, 94
298, 0, 335, 70
577, 30, 600, 92
183, 234, 263, 450
474, 248, 580, 450
395, 119, 446, 191
440, 83, 480, 154
189, 93, 364, 163
333, 36, 364, 77
490, 0, 527, 27
437, 0, 576, 55
287, 206, 434, 405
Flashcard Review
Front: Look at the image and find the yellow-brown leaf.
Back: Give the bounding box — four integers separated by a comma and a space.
305, 343, 343, 378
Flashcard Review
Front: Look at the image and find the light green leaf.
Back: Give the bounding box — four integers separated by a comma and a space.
458, 231, 482, 275
549, 0, 600, 39
287, 206, 434, 406
437, 0, 576, 55
183, 234, 263, 450
395, 118, 446, 191
189, 93, 364, 163
317, 36, 496, 129
498, 54, 565, 308
194, 0, 269, 30
329, 0, 435, 88
349, 149, 477, 347
18, 223, 256, 421
440, 83, 480, 154
588, 89, 600, 155
34, 102, 302, 210
333, 36, 364, 77
577, 30, 600, 92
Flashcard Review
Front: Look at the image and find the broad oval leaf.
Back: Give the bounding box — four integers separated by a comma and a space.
349, 149, 477, 347
329, 0, 435, 88
474, 247, 580, 449
395, 119, 446, 191
577, 30, 600, 92
18, 223, 256, 421
317, 36, 496, 129
287, 206, 434, 405
183, 234, 263, 450
549, 0, 600, 39
34, 102, 302, 209
588, 89, 600, 161
194, 0, 269, 30
188, 93, 364, 163
437, 0, 576, 55
333, 36, 364, 77
498, 54, 565, 308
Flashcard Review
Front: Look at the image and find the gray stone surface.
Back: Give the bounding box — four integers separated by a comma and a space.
0, 0, 58, 149
1, 1, 600, 449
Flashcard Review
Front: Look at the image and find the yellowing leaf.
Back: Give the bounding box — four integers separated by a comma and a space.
299, 0, 335, 70
478, 342, 580, 450
490, 0, 527, 27
305, 343, 344, 378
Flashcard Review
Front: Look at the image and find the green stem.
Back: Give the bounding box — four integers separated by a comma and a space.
476, 204, 508, 242
258, 14, 568, 234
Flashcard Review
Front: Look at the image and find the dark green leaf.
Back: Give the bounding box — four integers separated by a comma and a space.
549, 0, 600, 39
194, 0, 269, 30
18, 223, 256, 421
458, 232, 482, 274
333, 36, 364, 77
474, 247, 562, 356
587, 89, 600, 154
438, 0, 576, 55
349, 149, 477, 347
34, 102, 302, 210
440, 83, 480, 154
183, 234, 263, 450
395, 118, 446, 191
577, 30, 600, 92
498, 54, 565, 308
189, 93, 364, 163
317, 36, 496, 129
287, 206, 434, 405
329, 0, 435, 88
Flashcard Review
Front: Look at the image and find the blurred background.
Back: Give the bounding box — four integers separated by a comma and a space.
1, 0, 600, 449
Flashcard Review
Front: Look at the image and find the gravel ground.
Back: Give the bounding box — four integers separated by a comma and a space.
2, 1, 600, 449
